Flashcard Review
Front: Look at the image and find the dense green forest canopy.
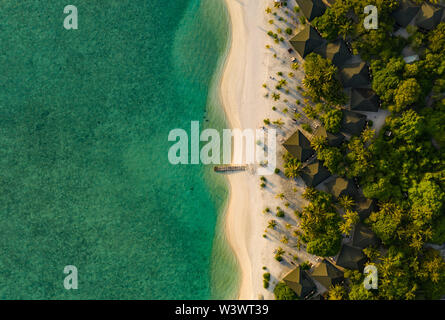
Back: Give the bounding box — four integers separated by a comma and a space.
287, 0, 445, 300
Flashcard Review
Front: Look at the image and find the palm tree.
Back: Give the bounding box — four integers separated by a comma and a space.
338, 195, 355, 210
339, 22, 353, 40
296, 238, 301, 250
340, 209, 359, 235
409, 233, 423, 251
363, 247, 380, 261
344, 209, 359, 223
339, 221, 352, 235
328, 284, 346, 300
361, 128, 375, 143
302, 187, 317, 201
310, 136, 327, 152
284, 158, 302, 178
278, 79, 287, 87
275, 247, 285, 256
272, 118, 284, 127
276, 193, 285, 200
267, 220, 278, 229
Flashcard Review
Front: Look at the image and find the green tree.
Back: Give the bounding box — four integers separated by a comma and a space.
361, 128, 375, 143
377, 249, 417, 300
369, 202, 404, 245
371, 58, 405, 107
310, 135, 327, 152
300, 190, 342, 256
338, 195, 355, 211
321, 109, 343, 133
408, 173, 444, 221
340, 210, 360, 235
303, 53, 345, 105
416, 249, 445, 299
348, 283, 375, 300
267, 220, 278, 229
317, 146, 344, 175
389, 109, 424, 145
328, 284, 346, 300
284, 158, 302, 179
345, 137, 372, 178
428, 22, 445, 54
274, 282, 299, 300
393, 78, 421, 112
339, 210, 359, 235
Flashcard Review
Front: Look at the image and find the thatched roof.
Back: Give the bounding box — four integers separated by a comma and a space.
296, 0, 327, 22
355, 197, 377, 221
415, 3, 444, 30
314, 39, 352, 68
283, 130, 314, 162
392, 0, 420, 27
325, 177, 359, 200
313, 126, 345, 147
339, 61, 371, 89
311, 259, 344, 289
310, 293, 325, 300
300, 160, 331, 187
347, 88, 380, 112
283, 266, 317, 299
352, 223, 380, 249
336, 244, 366, 271
289, 25, 325, 59
340, 110, 366, 136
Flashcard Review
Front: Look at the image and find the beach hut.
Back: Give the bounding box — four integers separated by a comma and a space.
415, 3, 444, 30
310, 293, 325, 300
352, 223, 380, 249
392, 0, 420, 28
283, 266, 317, 299
325, 177, 359, 200
313, 126, 345, 147
355, 197, 377, 221
289, 25, 325, 59
296, 0, 327, 21
340, 110, 367, 136
339, 61, 371, 89
311, 259, 344, 290
346, 88, 380, 112
283, 130, 314, 162
336, 244, 366, 271
274, 0, 286, 8
300, 160, 331, 187
314, 39, 352, 68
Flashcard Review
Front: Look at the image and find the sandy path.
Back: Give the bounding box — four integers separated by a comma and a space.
220, 0, 266, 300
220, 0, 320, 300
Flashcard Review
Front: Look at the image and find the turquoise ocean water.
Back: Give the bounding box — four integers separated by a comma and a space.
0, 0, 238, 299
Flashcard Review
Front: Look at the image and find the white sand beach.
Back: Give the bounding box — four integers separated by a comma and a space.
220, 0, 319, 300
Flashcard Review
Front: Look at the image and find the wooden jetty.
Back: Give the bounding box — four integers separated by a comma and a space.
213, 165, 247, 172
